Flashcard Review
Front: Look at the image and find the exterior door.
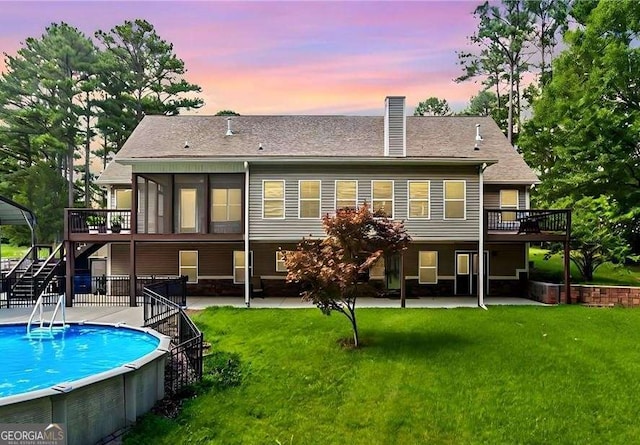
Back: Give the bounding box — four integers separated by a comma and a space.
386, 253, 401, 291
90, 258, 107, 295
455, 253, 471, 295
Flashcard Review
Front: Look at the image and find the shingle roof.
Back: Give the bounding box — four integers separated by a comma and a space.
103, 115, 537, 184
95, 160, 131, 185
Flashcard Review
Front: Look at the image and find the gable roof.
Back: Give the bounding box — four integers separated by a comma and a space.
102, 115, 538, 184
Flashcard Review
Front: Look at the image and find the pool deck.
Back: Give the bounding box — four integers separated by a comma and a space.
0, 297, 545, 326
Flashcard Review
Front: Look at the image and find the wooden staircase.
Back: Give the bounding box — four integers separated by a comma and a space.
5, 244, 64, 306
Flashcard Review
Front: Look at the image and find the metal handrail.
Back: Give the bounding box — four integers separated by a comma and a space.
5, 245, 43, 280
26, 293, 66, 335
26, 294, 45, 333
32, 244, 64, 298
485, 209, 571, 233
34, 243, 63, 276
142, 278, 203, 393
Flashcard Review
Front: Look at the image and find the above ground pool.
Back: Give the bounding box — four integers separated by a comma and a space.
0, 323, 161, 397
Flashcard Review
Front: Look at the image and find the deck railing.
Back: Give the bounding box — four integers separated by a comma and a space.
485, 209, 571, 234
66, 209, 132, 234
143, 277, 203, 395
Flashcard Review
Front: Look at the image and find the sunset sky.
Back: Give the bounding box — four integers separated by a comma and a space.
0, 1, 485, 115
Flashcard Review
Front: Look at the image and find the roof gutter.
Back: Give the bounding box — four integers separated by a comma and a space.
484, 179, 540, 185
118, 157, 499, 167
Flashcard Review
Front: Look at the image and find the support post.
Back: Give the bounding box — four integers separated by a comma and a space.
244, 162, 251, 307
400, 252, 406, 308
130, 173, 138, 307
130, 240, 137, 307
564, 210, 572, 304
65, 240, 73, 307
478, 163, 486, 309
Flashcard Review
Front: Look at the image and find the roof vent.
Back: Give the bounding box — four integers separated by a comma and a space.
474, 124, 482, 150
258, 143, 263, 151
184, 141, 189, 149
226, 117, 233, 136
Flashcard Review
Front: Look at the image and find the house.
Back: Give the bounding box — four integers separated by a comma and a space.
63, 96, 571, 307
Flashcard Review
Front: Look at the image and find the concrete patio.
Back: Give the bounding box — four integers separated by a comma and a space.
0, 296, 547, 326
187, 296, 547, 309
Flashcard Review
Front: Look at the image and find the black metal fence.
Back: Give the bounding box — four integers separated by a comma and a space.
1, 274, 65, 308
71, 275, 186, 307
2, 274, 188, 308
485, 209, 571, 234
143, 277, 203, 395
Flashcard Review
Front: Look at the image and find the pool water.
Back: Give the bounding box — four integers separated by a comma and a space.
0, 324, 160, 397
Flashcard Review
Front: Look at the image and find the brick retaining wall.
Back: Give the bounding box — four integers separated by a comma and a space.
529, 281, 640, 306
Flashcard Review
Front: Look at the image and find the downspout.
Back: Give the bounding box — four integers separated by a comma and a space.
478, 163, 487, 310
525, 186, 530, 274
244, 161, 250, 307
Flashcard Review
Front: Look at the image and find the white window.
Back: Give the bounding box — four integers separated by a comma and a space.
276, 251, 288, 273
179, 251, 198, 283
408, 181, 430, 219
419, 251, 437, 284
444, 180, 466, 220
500, 189, 519, 222
233, 250, 253, 284
211, 188, 242, 222
335, 180, 358, 210
299, 180, 321, 219
372, 180, 394, 217
369, 257, 385, 280
263, 180, 285, 219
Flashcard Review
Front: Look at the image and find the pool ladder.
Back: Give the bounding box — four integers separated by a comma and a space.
26, 293, 68, 337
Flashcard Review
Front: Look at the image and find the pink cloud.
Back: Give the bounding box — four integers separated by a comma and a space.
0, 0, 485, 115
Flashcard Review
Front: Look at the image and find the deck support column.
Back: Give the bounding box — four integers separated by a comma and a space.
478, 163, 487, 309
564, 211, 572, 304
130, 240, 137, 307
244, 161, 251, 307
400, 252, 406, 308
130, 172, 138, 307
65, 240, 73, 307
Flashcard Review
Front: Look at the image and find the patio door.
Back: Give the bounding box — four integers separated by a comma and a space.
455, 253, 471, 295
455, 252, 488, 296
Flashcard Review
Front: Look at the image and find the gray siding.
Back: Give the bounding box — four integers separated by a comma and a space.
249, 164, 480, 241
385, 97, 405, 157
484, 185, 528, 209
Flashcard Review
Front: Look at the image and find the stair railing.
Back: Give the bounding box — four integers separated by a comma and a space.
32, 244, 64, 298
5, 245, 37, 281
26, 293, 66, 335
34, 243, 63, 276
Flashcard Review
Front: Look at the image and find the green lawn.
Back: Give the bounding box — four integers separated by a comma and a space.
529, 247, 640, 285
126, 307, 640, 444
0, 244, 28, 259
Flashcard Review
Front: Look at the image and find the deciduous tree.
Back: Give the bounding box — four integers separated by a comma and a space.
519, 0, 640, 250
546, 196, 635, 281
413, 97, 451, 116
215, 110, 240, 116
284, 204, 411, 347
